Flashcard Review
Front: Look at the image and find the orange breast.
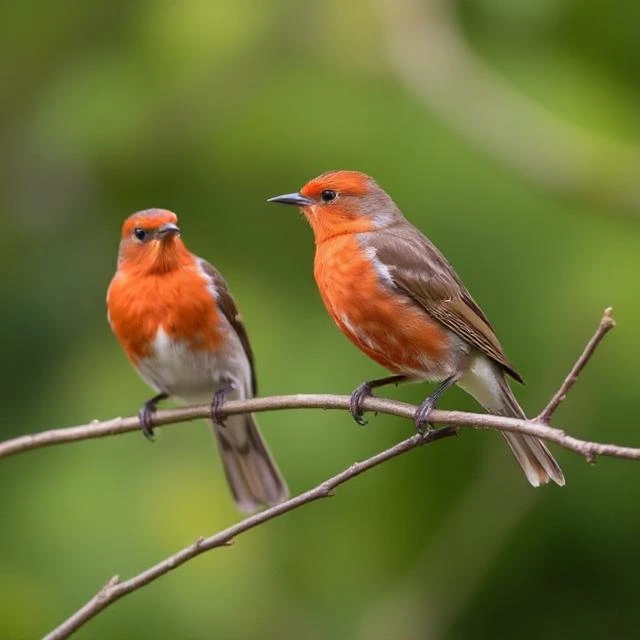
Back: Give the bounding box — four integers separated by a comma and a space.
107, 264, 223, 363
314, 234, 449, 375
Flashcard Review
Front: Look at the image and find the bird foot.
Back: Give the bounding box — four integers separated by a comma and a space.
414, 374, 460, 435
211, 383, 234, 427
414, 397, 437, 435
138, 392, 168, 441
350, 382, 372, 426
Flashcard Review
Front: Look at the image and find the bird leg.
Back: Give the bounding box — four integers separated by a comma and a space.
211, 382, 236, 428
138, 392, 169, 441
414, 373, 461, 434
349, 374, 409, 426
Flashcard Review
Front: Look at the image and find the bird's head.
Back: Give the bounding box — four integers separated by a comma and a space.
117, 209, 188, 273
268, 170, 400, 242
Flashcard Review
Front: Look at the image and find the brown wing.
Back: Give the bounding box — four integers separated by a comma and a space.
366, 223, 523, 383
199, 259, 258, 395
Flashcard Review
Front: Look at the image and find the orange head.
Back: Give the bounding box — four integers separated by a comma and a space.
117, 209, 191, 274
268, 170, 401, 242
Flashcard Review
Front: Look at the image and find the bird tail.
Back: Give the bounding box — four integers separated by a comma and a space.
458, 356, 565, 487
212, 413, 289, 513
494, 378, 565, 487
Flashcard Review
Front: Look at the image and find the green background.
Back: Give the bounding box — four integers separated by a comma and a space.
1, 1, 639, 638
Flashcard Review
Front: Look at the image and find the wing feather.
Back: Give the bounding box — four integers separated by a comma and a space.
199, 260, 258, 395
365, 224, 523, 383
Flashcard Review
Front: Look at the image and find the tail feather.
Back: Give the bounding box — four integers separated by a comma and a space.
496, 380, 565, 487
501, 430, 564, 487
212, 413, 289, 513
458, 354, 565, 487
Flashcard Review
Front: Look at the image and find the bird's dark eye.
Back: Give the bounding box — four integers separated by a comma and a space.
134, 228, 146, 241
321, 189, 337, 203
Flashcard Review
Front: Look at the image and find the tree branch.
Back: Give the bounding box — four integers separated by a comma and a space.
3, 395, 637, 465
537, 307, 616, 423
8, 307, 628, 638
44, 426, 459, 640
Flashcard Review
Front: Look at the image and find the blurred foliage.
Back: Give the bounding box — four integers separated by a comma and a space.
1, 0, 639, 638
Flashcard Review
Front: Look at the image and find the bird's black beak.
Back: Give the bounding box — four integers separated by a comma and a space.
267, 192, 315, 206
157, 222, 180, 238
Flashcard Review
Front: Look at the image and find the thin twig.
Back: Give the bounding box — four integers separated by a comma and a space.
43, 427, 458, 640
537, 308, 616, 423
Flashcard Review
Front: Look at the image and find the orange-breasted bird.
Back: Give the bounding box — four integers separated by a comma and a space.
269, 171, 564, 487
107, 208, 288, 512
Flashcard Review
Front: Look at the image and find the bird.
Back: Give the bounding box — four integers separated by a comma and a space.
268, 170, 564, 487
106, 208, 288, 512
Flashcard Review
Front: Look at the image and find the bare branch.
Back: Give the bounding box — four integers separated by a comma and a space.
0, 394, 417, 460
2, 395, 638, 462
43, 426, 459, 640
537, 307, 616, 423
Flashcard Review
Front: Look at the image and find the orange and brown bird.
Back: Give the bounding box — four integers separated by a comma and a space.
107, 209, 288, 512
269, 171, 564, 487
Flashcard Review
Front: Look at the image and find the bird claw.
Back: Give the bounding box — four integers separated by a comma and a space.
139, 404, 157, 442
138, 392, 169, 441
349, 382, 372, 426
211, 384, 234, 427
414, 397, 436, 435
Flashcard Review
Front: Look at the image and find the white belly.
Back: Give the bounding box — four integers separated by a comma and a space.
136, 327, 251, 404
